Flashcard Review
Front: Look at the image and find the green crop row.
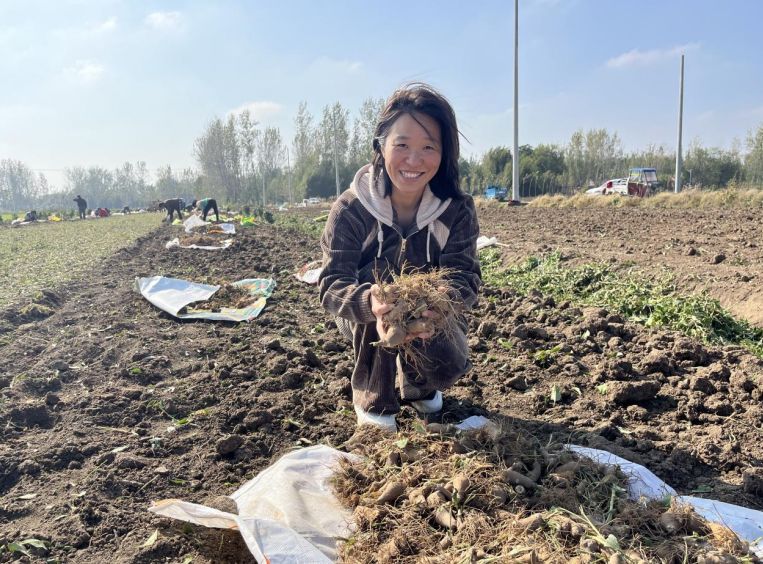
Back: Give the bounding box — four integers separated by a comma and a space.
0, 214, 161, 309
480, 249, 763, 357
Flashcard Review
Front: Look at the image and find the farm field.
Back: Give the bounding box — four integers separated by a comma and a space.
480, 204, 763, 326
0, 206, 762, 562
0, 214, 162, 310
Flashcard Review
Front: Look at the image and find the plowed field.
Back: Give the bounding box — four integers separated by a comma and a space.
1, 206, 761, 563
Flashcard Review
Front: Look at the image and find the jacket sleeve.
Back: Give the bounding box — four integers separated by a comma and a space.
440, 197, 481, 309
318, 199, 377, 325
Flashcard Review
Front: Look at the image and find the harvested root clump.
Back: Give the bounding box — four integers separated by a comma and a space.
182, 284, 254, 313
374, 268, 461, 349
179, 233, 227, 246
333, 421, 760, 563
192, 224, 227, 234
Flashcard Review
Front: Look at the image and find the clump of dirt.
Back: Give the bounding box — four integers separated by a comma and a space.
334, 422, 760, 563
186, 284, 254, 312
18, 302, 55, 320
375, 268, 461, 352
3, 289, 62, 324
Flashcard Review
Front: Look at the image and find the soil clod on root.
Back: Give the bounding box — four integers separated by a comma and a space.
333, 421, 760, 563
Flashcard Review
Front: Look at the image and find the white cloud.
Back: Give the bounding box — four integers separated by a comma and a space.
228, 101, 283, 120
65, 60, 105, 83
145, 11, 182, 31
606, 43, 700, 68
95, 17, 117, 33
309, 56, 363, 74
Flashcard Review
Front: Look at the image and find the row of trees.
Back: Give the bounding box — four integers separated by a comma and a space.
192, 98, 385, 206
462, 127, 763, 197
191, 102, 763, 204
4, 108, 763, 212
0, 160, 202, 213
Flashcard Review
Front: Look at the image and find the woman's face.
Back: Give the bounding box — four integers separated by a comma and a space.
382, 112, 442, 199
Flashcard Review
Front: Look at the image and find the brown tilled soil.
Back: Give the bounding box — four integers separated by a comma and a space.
1, 207, 762, 563
479, 205, 763, 325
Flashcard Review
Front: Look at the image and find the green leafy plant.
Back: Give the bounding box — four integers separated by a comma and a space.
533, 344, 562, 367
480, 250, 763, 358
4, 539, 49, 558
549, 384, 562, 403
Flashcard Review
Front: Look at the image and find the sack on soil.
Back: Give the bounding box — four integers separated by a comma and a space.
476, 235, 498, 250
150, 445, 357, 563
148, 418, 763, 562
182, 214, 237, 235
295, 260, 323, 285
135, 276, 276, 321
165, 237, 234, 250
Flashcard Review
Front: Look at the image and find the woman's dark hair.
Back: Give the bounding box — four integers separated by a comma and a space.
372, 83, 463, 200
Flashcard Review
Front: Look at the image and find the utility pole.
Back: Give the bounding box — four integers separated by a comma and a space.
332, 111, 340, 198
675, 54, 685, 193
511, 0, 520, 202
286, 147, 292, 205
262, 170, 266, 207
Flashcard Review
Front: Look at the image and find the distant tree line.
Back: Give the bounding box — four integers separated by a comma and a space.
3, 107, 763, 212
0, 160, 202, 214
191, 98, 385, 206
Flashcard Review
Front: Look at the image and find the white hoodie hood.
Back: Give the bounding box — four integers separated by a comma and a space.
351, 164, 451, 231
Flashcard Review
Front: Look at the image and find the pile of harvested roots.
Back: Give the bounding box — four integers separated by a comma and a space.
333, 421, 759, 563
374, 268, 461, 350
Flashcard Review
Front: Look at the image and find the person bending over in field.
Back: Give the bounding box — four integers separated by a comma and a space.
191, 198, 220, 222
318, 83, 481, 432
24, 210, 38, 222
158, 198, 184, 221
74, 195, 87, 220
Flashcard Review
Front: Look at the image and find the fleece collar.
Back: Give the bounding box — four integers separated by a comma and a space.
351, 164, 451, 231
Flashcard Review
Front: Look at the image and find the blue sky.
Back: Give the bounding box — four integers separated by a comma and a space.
2, 0, 763, 189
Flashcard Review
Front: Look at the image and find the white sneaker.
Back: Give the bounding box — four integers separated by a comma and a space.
354, 404, 397, 432
410, 390, 443, 414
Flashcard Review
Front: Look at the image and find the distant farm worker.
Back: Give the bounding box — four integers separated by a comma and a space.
24, 210, 38, 222
74, 195, 87, 220
158, 198, 184, 221
122, 206, 131, 215
191, 198, 220, 222
318, 83, 481, 432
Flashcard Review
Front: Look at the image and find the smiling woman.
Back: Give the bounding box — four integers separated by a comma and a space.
381, 113, 442, 229
318, 83, 481, 433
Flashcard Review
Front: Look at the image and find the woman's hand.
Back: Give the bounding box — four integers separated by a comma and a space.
370, 284, 393, 341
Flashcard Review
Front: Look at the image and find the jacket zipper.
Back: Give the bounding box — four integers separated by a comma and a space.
397, 237, 408, 267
